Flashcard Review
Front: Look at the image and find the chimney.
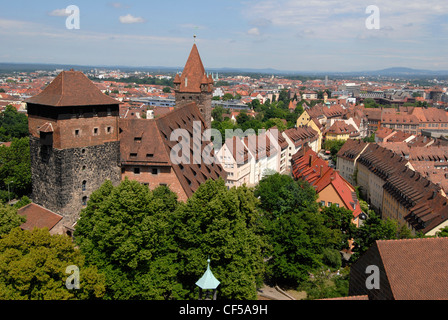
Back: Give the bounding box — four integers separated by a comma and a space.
309, 154, 313, 167
320, 165, 324, 177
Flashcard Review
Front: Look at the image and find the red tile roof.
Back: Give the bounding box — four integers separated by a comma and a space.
25, 70, 119, 107
292, 147, 362, 218
176, 44, 213, 94
18, 203, 63, 231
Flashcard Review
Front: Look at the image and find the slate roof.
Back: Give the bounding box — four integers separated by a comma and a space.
25, 70, 119, 107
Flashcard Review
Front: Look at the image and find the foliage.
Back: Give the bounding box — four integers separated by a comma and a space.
172, 179, 266, 300
0, 228, 106, 300
255, 174, 337, 287
0, 203, 26, 237
320, 205, 357, 251
0, 137, 32, 202
255, 173, 318, 218
297, 267, 350, 300
0, 105, 29, 142
74, 179, 183, 300
323, 139, 346, 157
351, 211, 399, 261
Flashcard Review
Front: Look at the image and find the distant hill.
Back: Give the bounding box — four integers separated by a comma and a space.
1, 62, 448, 78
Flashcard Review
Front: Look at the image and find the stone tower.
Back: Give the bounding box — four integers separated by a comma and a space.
173, 44, 214, 129
25, 70, 121, 234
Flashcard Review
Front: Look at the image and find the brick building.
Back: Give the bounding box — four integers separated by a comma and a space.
25, 70, 122, 233
25, 46, 226, 234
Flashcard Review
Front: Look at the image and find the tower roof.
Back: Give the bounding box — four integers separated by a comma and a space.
25, 70, 119, 107
178, 44, 213, 93
196, 259, 220, 290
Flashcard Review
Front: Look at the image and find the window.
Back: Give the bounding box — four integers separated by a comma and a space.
320, 201, 325, 207
93, 128, 99, 136
82, 196, 88, 206
152, 168, 158, 175
328, 202, 332, 207
146, 154, 154, 158
134, 168, 140, 175
130, 153, 137, 158
107, 127, 112, 134
134, 137, 142, 143
82, 181, 87, 191
75, 129, 80, 137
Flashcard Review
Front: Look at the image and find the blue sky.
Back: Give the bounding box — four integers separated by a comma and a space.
0, 0, 447, 72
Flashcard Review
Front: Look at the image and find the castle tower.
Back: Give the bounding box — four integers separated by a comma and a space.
173, 44, 214, 129
25, 70, 121, 234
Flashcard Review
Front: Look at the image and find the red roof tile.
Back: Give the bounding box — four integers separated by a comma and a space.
25, 70, 119, 107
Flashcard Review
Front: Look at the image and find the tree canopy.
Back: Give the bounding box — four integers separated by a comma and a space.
0, 228, 105, 300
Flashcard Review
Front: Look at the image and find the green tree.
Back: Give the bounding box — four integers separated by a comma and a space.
172, 179, 266, 300
255, 174, 318, 218
320, 205, 357, 250
0, 137, 32, 202
255, 174, 335, 287
222, 93, 234, 101
0, 228, 106, 300
0, 105, 29, 142
0, 202, 26, 236
351, 212, 399, 261
74, 179, 184, 300
163, 87, 171, 93
323, 139, 346, 157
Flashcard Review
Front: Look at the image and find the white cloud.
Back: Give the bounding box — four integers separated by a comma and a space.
119, 14, 145, 24
247, 27, 260, 36
48, 8, 70, 17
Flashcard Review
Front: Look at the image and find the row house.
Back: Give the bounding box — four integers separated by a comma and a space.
242, 132, 279, 185
336, 139, 448, 235
215, 136, 252, 188
382, 166, 448, 235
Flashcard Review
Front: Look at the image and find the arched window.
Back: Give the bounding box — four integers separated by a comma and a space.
82, 181, 87, 191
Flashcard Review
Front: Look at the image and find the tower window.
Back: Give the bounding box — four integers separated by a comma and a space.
107, 127, 112, 134
75, 129, 80, 136
82, 196, 88, 206
82, 181, 87, 191
93, 128, 99, 136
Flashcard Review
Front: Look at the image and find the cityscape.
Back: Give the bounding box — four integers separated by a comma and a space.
1, 0, 448, 310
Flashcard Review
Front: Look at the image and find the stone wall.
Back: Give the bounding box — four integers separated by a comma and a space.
30, 137, 121, 228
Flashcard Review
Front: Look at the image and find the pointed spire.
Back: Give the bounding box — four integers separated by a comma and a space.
196, 258, 220, 290
178, 44, 212, 93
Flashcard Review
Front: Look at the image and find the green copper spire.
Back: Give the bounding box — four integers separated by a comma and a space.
196, 259, 220, 290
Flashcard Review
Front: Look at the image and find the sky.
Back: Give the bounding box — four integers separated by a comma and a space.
0, 0, 448, 72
